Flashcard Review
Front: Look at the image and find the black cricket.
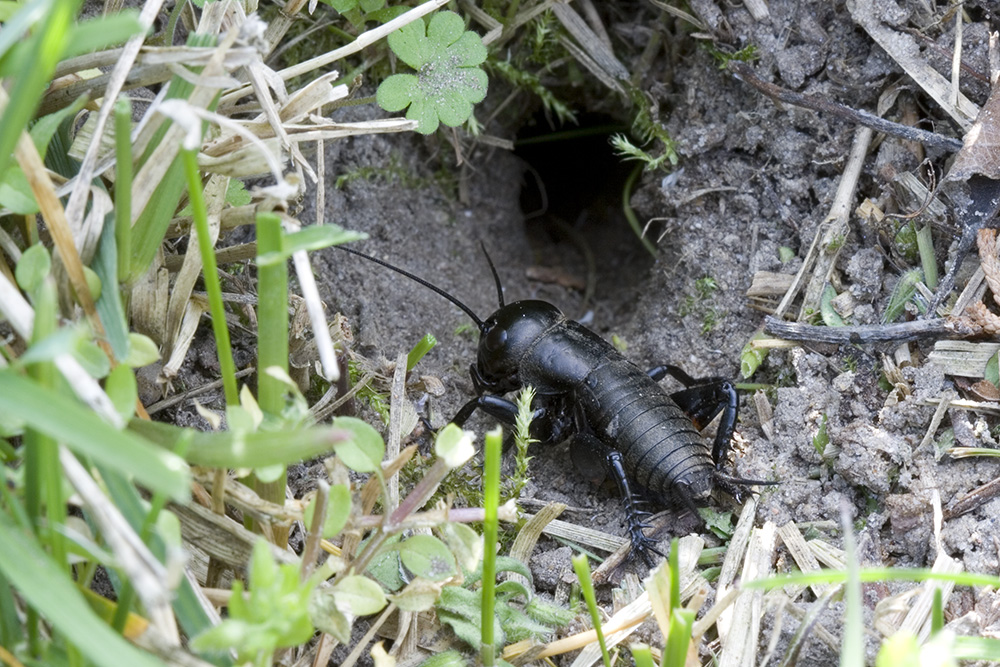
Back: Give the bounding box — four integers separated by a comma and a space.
336, 244, 763, 562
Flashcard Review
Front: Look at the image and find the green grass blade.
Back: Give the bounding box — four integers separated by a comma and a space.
97, 464, 233, 664
0, 569, 21, 650
181, 149, 237, 405
255, 212, 289, 414
0, 0, 50, 62
841, 512, 865, 667
480, 426, 502, 667
0, 512, 164, 667
93, 213, 131, 361
0, 371, 189, 501
127, 32, 215, 282
664, 608, 695, 667
253, 212, 290, 546
743, 568, 1000, 590
0, 0, 79, 180
114, 95, 133, 285
954, 636, 1000, 660
916, 224, 937, 290
129, 418, 351, 468
406, 333, 436, 372
573, 553, 611, 667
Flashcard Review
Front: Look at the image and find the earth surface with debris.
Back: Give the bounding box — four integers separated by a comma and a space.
154, 0, 1000, 663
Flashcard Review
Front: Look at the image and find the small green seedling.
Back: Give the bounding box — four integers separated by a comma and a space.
191, 540, 318, 664
376, 11, 488, 134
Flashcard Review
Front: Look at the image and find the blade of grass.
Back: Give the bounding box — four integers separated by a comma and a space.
0, 511, 163, 667
28, 278, 68, 572
127, 32, 216, 283
254, 212, 291, 548
843, 503, 868, 667
181, 148, 238, 406
916, 224, 937, 289
406, 333, 436, 372
743, 568, 1000, 590
255, 212, 289, 415
573, 553, 611, 667
0, 371, 189, 501
622, 163, 657, 257
114, 95, 132, 285
93, 210, 131, 362
97, 463, 232, 665
481, 426, 502, 667
129, 418, 352, 468
664, 608, 695, 667
0, 0, 79, 180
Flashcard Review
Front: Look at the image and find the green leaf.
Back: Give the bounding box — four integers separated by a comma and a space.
387, 17, 429, 70
665, 608, 695, 667
62, 11, 143, 60
437, 521, 482, 572
820, 284, 844, 327
494, 579, 531, 601
29, 95, 88, 161
253, 463, 285, 484
331, 575, 388, 616
73, 337, 111, 379
399, 534, 456, 581
417, 650, 468, 667
0, 167, 39, 214
15, 243, 51, 293
303, 483, 351, 538
0, 0, 77, 182
739, 331, 767, 379
331, 416, 384, 473
93, 213, 131, 362
125, 333, 161, 368
436, 586, 505, 649
326, 0, 358, 13
434, 423, 474, 469
882, 269, 922, 324
0, 371, 189, 501
697, 507, 733, 539
104, 364, 138, 421
0, 513, 165, 667
226, 178, 251, 206
988, 352, 1000, 388
376, 74, 419, 112
256, 225, 368, 266
390, 578, 445, 612
130, 418, 350, 469
466, 555, 532, 586
376, 10, 488, 134
193, 539, 316, 659
308, 589, 353, 642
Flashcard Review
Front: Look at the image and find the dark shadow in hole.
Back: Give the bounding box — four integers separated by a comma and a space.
513, 112, 655, 322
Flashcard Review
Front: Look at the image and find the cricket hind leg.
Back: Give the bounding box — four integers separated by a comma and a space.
647, 364, 739, 469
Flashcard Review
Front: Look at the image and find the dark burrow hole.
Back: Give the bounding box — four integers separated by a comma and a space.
513, 111, 655, 325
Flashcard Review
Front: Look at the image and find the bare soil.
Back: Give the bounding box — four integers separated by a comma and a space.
164, 0, 1000, 663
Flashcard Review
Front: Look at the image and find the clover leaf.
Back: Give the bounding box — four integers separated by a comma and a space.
376, 11, 488, 134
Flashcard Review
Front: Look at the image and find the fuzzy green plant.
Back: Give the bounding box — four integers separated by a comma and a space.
376, 11, 488, 134
502, 386, 536, 505
191, 540, 321, 666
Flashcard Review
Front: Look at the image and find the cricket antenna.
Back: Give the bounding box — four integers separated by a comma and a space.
480, 242, 505, 308
335, 245, 485, 330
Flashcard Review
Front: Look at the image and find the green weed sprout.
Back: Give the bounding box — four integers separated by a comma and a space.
191, 540, 318, 666
376, 11, 488, 134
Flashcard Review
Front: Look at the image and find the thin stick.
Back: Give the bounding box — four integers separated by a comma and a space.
763, 316, 971, 343
729, 62, 963, 153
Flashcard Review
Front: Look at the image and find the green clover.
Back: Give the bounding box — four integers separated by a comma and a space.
376, 11, 488, 134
